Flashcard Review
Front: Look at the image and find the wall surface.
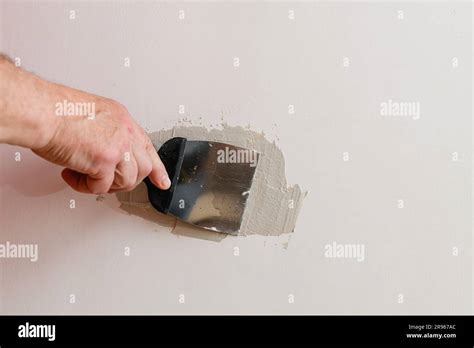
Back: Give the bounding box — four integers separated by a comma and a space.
0, 0, 472, 314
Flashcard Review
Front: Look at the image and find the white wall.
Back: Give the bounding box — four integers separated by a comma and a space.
0, 0, 471, 314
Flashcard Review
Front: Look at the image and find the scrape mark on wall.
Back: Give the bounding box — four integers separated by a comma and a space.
116, 124, 306, 241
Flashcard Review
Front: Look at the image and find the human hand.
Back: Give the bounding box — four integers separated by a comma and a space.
34, 97, 171, 194
0, 55, 170, 194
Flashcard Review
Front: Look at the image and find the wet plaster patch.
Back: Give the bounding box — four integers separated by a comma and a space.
116, 124, 305, 242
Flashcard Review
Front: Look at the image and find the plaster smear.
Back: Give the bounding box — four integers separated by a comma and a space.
116, 124, 305, 241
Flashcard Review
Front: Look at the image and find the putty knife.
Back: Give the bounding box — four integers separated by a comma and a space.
144, 137, 259, 235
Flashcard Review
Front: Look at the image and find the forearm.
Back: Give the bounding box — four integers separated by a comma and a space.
0, 54, 170, 193
0, 54, 60, 149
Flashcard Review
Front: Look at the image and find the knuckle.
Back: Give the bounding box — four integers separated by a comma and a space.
100, 148, 122, 165
121, 174, 136, 190
120, 179, 137, 192
123, 184, 136, 192
141, 161, 153, 176
144, 137, 154, 151
87, 165, 101, 178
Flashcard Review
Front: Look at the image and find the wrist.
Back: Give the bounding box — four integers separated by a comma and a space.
24, 76, 63, 150
0, 59, 61, 149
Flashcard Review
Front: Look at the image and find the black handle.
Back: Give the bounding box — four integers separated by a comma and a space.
144, 137, 187, 214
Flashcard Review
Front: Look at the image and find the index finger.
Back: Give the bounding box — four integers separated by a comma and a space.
146, 139, 171, 190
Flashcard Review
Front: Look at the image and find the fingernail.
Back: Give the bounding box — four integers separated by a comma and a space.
161, 175, 171, 189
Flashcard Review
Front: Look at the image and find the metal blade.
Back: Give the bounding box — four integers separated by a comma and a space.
167, 141, 259, 235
